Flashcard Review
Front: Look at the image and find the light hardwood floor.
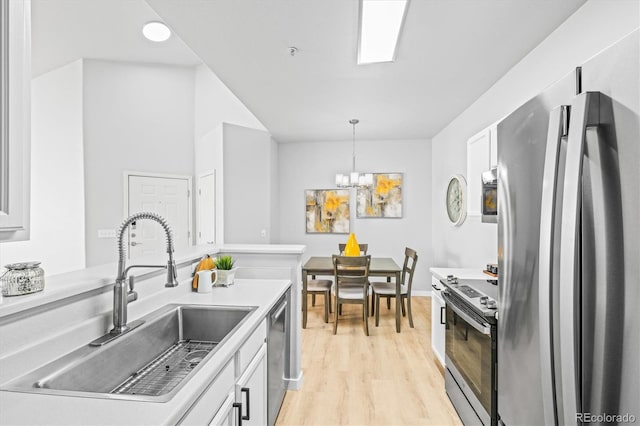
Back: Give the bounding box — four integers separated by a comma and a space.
276, 296, 462, 425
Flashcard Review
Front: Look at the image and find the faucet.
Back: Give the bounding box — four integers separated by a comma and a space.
91, 212, 178, 346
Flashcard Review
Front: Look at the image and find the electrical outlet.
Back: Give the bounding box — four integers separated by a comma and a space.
97, 229, 117, 239
260, 229, 267, 237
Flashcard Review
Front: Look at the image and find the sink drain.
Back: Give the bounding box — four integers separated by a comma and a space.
184, 350, 210, 369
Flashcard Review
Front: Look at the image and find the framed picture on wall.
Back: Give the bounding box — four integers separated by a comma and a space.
356, 173, 403, 218
305, 189, 350, 233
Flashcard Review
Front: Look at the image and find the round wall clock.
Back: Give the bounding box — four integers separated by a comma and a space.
446, 175, 467, 226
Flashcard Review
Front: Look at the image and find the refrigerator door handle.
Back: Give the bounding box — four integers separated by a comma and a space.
558, 91, 600, 426
539, 104, 569, 426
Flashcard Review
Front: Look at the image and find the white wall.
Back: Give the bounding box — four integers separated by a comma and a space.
193, 64, 267, 142
193, 65, 271, 244
2, 58, 271, 272
83, 60, 195, 266
222, 124, 275, 243
431, 0, 640, 268
269, 136, 280, 242
0, 60, 85, 275
278, 139, 433, 292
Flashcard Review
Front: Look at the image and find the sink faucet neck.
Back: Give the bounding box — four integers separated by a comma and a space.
116, 211, 176, 283
109, 212, 179, 338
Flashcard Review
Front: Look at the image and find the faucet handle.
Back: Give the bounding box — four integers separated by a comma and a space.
126, 275, 138, 303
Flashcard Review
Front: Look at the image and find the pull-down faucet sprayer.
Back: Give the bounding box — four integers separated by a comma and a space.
90, 212, 178, 346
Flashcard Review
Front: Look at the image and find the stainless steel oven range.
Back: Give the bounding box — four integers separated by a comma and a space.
441, 277, 498, 426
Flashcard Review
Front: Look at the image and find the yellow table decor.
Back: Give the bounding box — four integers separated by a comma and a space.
344, 233, 361, 256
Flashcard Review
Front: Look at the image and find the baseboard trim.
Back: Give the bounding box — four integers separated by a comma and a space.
286, 371, 304, 390
434, 357, 445, 377
411, 290, 431, 297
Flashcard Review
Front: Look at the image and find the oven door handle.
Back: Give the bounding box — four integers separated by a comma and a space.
442, 293, 491, 335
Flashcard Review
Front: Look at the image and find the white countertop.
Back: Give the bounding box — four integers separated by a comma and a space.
0, 243, 305, 318
0, 278, 291, 426
430, 267, 494, 282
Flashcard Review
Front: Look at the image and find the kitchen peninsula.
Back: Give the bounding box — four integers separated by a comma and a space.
0, 244, 304, 425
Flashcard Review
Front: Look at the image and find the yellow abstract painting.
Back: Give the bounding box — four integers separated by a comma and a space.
305, 189, 350, 233
356, 173, 403, 218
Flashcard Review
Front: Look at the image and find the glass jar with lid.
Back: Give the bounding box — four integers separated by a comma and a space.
1, 262, 45, 296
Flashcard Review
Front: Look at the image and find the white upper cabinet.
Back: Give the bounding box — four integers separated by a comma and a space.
489, 124, 497, 167
0, 0, 31, 241
466, 128, 490, 216
466, 123, 498, 217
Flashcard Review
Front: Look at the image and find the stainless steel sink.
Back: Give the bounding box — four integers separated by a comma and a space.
1, 304, 256, 402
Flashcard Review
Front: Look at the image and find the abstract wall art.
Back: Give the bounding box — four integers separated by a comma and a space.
305, 189, 350, 233
356, 173, 403, 218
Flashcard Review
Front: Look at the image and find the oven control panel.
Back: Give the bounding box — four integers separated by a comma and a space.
442, 275, 499, 318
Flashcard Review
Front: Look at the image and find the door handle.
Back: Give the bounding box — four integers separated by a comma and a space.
442, 292, 491, 335
241, 387, 250, 420
440, 306, 446, 325
558, 91, 601, 425
538, 104, 568, 426
130, 242, 142, 246
233, 402, 243, 426
272, 301, 287, 324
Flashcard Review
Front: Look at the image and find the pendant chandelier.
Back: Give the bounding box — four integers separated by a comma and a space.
335, 119, 373, 188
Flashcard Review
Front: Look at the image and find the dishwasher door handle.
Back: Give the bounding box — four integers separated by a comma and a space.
271, 301, 287, 325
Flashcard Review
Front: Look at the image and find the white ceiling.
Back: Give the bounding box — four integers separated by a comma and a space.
31, 0, 202, 77
33, 0, 586, 143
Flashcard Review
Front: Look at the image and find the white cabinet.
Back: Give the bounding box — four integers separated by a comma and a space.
466, 129, 490, 216
235, 345, 267, 426
430, 276, 446, 368
0, 0, 31, 241
209, 392, 236, 426
179, 361, 236, 425
180, 320, 268, 426
466, 123, 498, 217
489, 124, 498, 168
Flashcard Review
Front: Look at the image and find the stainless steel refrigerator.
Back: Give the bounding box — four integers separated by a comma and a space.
497, 29, 639, 425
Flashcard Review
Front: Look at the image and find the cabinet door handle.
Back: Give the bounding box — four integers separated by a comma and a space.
233, 402, 243, 426
241, 387, 250, 420
440, 306, 446, 325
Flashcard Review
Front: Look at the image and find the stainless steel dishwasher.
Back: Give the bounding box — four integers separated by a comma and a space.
267, 289, 289, 426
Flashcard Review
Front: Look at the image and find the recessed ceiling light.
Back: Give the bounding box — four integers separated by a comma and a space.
142, 21, 171, 42
357, 0, 409, 64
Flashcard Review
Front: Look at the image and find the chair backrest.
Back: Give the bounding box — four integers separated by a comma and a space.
337, 243, 369, 255
401, 247, 419, 292
332, 255, 371, 296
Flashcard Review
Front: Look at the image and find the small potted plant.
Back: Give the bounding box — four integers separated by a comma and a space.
214, 255, 237, 286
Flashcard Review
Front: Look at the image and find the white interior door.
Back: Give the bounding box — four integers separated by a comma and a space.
128, 174, 191, 259
197, 172, 215, 245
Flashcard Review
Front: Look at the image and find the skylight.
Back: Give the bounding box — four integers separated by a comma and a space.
357, 0, 409, 65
